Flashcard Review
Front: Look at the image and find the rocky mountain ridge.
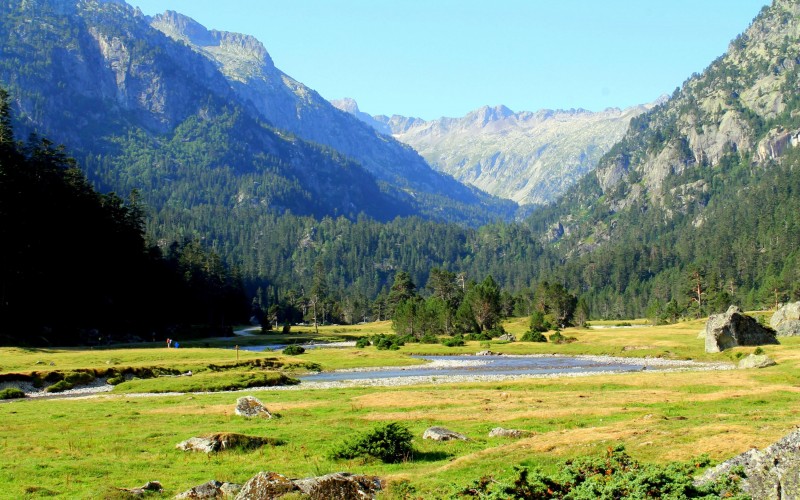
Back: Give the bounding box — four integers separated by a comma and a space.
332, 99, 653, 205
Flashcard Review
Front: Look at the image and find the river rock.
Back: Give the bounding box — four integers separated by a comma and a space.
293, 472, 383, 499
235, 472, 299, 499
704, 306, 779, 353
235, 396, 272, 418
770, 302, 800, 336
737, 354, 777, 369
423, 426, 468, 441
488, 427, 530, 438
118, 481, 163, 496
475, 350, 494, 356
175, 480, 242, 498
694, 428, 800, 499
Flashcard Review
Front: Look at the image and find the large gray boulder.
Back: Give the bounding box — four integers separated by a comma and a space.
771, 302, 800, 336
176, 433, 280, 454
235, 472, 299, 499
704, 306, 779, 353
488, 427, 530, 439
234, 396, 272, 419
695, 428, 800, 499
423, 426, 469, 441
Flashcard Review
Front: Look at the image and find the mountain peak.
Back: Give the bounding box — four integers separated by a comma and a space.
330, 97, 361, 114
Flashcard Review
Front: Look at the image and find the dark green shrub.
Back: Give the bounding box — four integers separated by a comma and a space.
281, 323, 291, 334
486, 325, 507, 338
355, 337, 371, 348
282, 345, 305, 355
45, 380, 73, 393
548, 330, 576, 344
372, 334, 404, 350
64, 371, 94, 385
521, 331, 547, 342
330, 422, 414, 463
529, 310, 550, 333
442, 335, 465, 347
419, 334, 439, 344
0, 387, 25, 399
754, 347, 765, 355
466, 331, 492, 341
107, 375, 125, 385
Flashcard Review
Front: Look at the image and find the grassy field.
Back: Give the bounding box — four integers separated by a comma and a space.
1, 317, 798, 498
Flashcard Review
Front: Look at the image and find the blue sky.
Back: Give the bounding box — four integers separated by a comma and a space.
131, 0, 769, 120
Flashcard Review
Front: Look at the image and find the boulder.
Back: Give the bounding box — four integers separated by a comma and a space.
423, 426, 468, 441
475, 350, 494, 356
175, 480, 242, 499
118, 481, 163, 496
695, 428, 800, 499
488, 427, 530, 438
234, 472, 298, 499
293, 472, 383, 499
738, 354, 777, 369
770, 302, 800, 336
497, 333, 516, 342
704, 306, 779, 353
176, 433, 280, 453
235, 396, 272, 418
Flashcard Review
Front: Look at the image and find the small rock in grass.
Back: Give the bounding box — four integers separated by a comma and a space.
117, 480, 163, 496
488, 427, 530, 438
176, 433, 281, 453
737, 353, 777, 369
175, 479, 241, 499
423, 426, 468, 441
235, 396, 271, 418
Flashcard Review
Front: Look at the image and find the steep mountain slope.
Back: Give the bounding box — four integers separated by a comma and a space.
0, 0, 515, 226
332, 99, 651, 205
524, 0, 800, 317
149, 10, 517, 224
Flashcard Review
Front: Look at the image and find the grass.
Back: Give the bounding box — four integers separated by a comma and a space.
0, 316, 797, 497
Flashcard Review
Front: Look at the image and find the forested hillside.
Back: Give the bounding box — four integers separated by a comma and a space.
0, 90, 248, 345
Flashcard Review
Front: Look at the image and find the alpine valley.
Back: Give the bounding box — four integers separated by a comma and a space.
1, 0, 800, 340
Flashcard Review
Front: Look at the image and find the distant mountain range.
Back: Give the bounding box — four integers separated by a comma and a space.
332, 98, 655, 205
0, 0, 515, 226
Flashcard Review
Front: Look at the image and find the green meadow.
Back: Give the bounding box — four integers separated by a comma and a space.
1, 319, 798, 498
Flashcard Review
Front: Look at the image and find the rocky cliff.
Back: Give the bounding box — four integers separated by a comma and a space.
333, 100, 652, 205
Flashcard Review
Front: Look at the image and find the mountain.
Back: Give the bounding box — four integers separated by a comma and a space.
0, 0, 515, 227
148, 10, 516, 224
523, 0, 800, 318
332, 99, 652, 205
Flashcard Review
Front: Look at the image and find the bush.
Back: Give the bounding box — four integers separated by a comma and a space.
754, 346, 765, 355
521, 331, 547, 342
442, 335, 465, 347
355, 337, 371, 348
549, 330, 577, 344
45, 380, 73, 393
529, 310, 550, 333
330, 422, 414, 463
64, 371, 95, 385
282, 345, 305, 355
466, 331, 492, 341
372, 334, 404, 350
418, 334, 439, 344
486, 325, 507, 338
0, 387, 25, 399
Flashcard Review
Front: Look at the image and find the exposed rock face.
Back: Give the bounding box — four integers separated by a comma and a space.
771, 302, 800, 336
233, 472, 382, 500
235, 472, 298, 499
423, 426, 468, 441
695, 427, 800, 499
293, 472, 383, 499
488, 427, 530, 439
336, 101, 651, 205
704, 306, 779, 353
176, 433, 278, 453
235, 396, 271, 418
737, 354, 777, 369
175, 480, 242, 499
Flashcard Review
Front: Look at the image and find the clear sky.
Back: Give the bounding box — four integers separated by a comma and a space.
130, 0, 769, 120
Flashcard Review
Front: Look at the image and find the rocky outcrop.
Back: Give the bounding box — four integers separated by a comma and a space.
176, 433, 279, 453
488, 427, 530, 439
695, 427, 800, 499
771, 302, 800, 336
233, 471, 382, 500
704, 306, 779, 353
234, 396, 272, 418
738, 354, 777, 369
423, 426, 468, 441
293, 472, 383, 499
175, 480, 241, 499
